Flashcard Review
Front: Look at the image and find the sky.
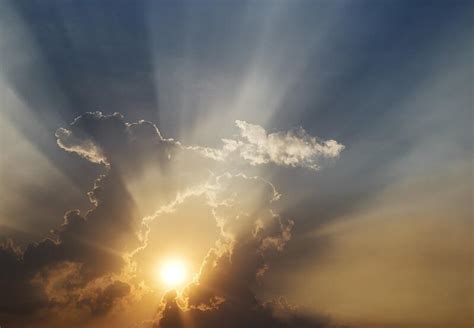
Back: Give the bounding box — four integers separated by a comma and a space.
0, 0, 472, 327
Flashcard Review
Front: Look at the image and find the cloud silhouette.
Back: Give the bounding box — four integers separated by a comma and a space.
0, 169, 138, 326
56, 112, 179, 173
1, 113, 343, 327
158, 290, 332, 328
146, 174, 336, 328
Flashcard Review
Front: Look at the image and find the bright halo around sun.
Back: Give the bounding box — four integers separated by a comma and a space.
158, 259, 187, 288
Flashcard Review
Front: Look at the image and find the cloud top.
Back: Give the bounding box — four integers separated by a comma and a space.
193, 120, 344, 170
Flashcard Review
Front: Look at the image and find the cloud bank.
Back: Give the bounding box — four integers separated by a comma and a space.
0, 171, 137, 326
0, 112, 343, 327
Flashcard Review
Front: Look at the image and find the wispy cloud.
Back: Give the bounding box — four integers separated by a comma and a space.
191, 120, 344, 170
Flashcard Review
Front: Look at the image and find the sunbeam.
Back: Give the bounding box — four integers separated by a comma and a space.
0, 1, 471, 328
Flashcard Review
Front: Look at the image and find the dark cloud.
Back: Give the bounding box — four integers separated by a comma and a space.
0, 171, 137, 326
158, 290, 332, 328
56, 111, 179, 175
0, 112, 195, 326
1, 112, 342, 327
79, 280, 131, 317
0, 114, 149, 325
149, 174, 336, 328
0, 240, 47, 316
55, 111, 215, 215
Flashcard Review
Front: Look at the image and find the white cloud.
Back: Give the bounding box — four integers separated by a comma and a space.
55, 127, 108, 165
192, 120, 345, 170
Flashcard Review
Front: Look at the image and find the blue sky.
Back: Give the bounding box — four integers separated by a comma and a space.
0, 1, 472, 327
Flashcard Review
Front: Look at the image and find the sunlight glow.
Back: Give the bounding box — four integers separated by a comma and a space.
158, 259, 187, 288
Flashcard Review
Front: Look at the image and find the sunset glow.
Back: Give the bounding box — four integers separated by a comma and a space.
0, 1, 471, 327
158, 259, 188, 288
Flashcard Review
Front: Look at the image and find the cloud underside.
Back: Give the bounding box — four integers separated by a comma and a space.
0, 112, 343, 327
158, 292, 331, 328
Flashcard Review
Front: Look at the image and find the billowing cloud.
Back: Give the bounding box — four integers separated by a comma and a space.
1, 112, 342, 327
0, 113, 167, 325
158, 290, 332, 328
136, 173, 334, 328
191, 120, 344, 170
56, 111, 179, 172
0, 170, 137, 326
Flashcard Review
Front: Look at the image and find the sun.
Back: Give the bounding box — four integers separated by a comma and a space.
157, 259, 188, 288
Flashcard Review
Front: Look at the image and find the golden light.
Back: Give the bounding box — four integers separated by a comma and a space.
157, 259, 187, 288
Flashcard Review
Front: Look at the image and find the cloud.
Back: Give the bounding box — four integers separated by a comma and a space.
78, 280, 131, 317
0, 113, 158, 325
142, 173, 335, 328
191, 120, 344, 170
158, 290, 332, 328
1, 112, 342, 327
55, 112, 217, 215
56, 112, 179, 172
56, 112, 343, 173
55, 127, 107, 165
0, 170, 138, 326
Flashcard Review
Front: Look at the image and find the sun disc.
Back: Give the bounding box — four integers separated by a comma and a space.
158, 259, 187, 287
